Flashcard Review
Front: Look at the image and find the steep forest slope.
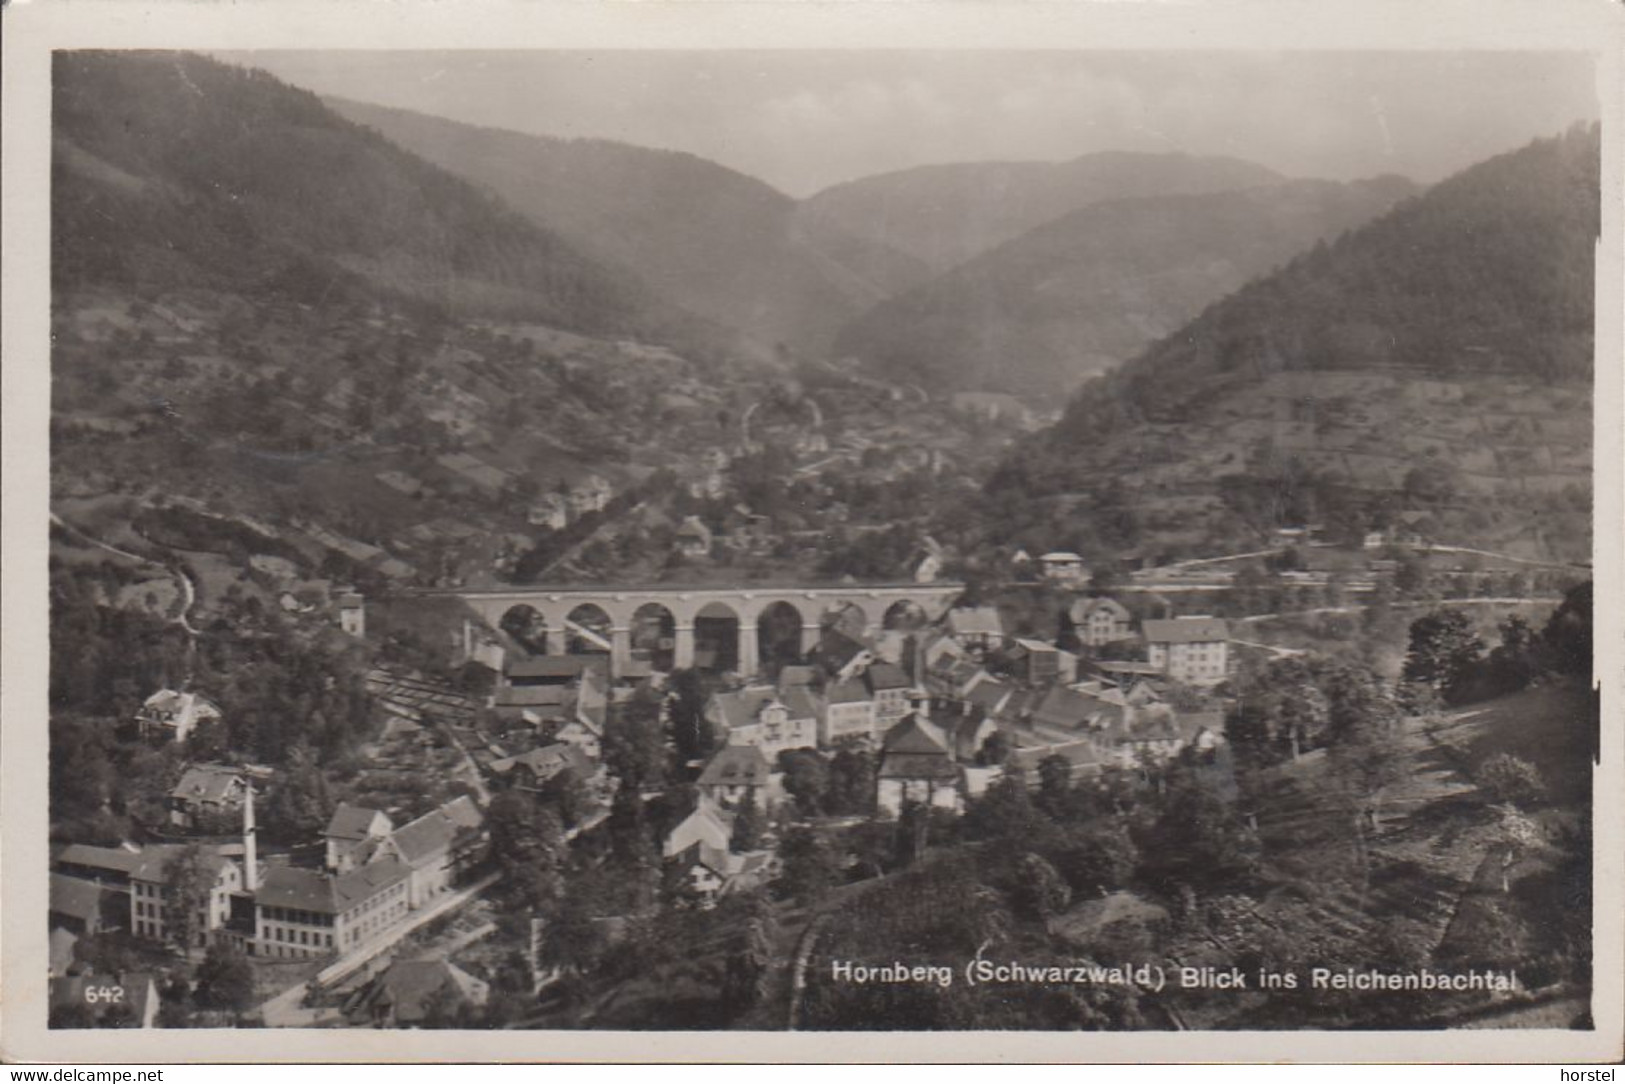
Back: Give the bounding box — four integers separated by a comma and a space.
833, 176, 1419, 397
328, 97, 928, 359
53, 52, 719, 353
976, 126, 1599, 564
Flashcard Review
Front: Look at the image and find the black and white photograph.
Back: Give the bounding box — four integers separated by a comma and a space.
3, 0, 1621, 1065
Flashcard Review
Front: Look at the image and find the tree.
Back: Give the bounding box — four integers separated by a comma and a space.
540, 767, 592, 830
1142, 767, 1258, 892
486, 791, 565, 909
603, 688, 668, 787
776, 826, 837, 904
1475, 754, 1545, 809
161, 844, 214, 952
666, 669, 717, 764
1055, 821, 1140, 896
1035, 754, 1074, 820
730, 790, 767, 853
975, 730, 1011, 767
193, 942, 255, 1015
1402, 609, 1483, 703
778, 748, 830, 818
825, 747, 876, 816
1542, 580, 1592, 678
262, 742, 333, 842
1392, 553, 1433, 599
1010, 853, 1071, 920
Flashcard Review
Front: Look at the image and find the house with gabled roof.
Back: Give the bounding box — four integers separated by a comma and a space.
254, 857, 411, 959
345, 958, 490, 1028
168, 764, 249, 830
819, 677, 877, 747
1009, 739, 1105, 780
1143, 616, 1230, 686
674, 516, 714, 558
696, 745, 773, 808
662, 796, 736, 859
378, 796, 486, 908
488, 743, 597, 793
706, 685, 817, 758
945, 607, 1005, 650
135, 689, 222, 743
127, 846, 243, 948
50, 873, 120, 937
325, 803, 394, 874
1070, 597, 1135, 647
1039, 552, 1088, 584
863, 661, 913, 728
876, 715, 960, 816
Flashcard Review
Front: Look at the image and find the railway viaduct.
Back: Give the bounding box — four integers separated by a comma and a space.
434, 582, 966, 678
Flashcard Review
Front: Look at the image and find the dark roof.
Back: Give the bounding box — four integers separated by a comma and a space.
778, 665, 818, 689
1142, 617, 1229, 644
966, 680, 1011, 714
488, 742, 592, 781
815, 629, 871, 671
494, 684, 573, 709
711, 686, 772, 730
864, 662, 911, 691
946, 607, 1004, 636
505, 656, 600, 681
391, 798, 484, 866
1010, 741, 1104, 774
825, 678, 870, 705
1071, 597, 1131, 621
350, 959, 485, 1025
255, 859, 407, 916
326, 802, 392, 842
169, 764, 247, 805
50, 874, 108, 925
881, 715, 950, 757
779, 685, 820, 720
255, 866, 337, 914
332, 857, 411, 913
1030, 686, 1103, 732
55, 844, 144, 878
1094, 660, 1163, 676
697, 744, 772, 788
128, 845, 234, 885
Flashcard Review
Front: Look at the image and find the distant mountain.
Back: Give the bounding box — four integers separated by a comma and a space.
978, 126, 1599, 564
53, 52, 717, 352
832, 176, 1420, 398
799, 151, 1285, 275
327, 98, 929, 359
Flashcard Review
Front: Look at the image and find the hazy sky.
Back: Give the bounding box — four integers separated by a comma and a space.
223, 50, 1599, 197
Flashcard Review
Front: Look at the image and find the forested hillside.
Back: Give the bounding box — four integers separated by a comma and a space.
328, 97, 928, 359
53, 52, 720, 353
833, 177, 1418, 397
975, 125, 1599, 564
799, 151, 1283, 275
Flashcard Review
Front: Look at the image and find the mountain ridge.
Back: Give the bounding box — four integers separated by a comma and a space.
325, 96, 930, 359
799, 150, 1288, 275
970, 125, 1599, 566
831, 174, 1420, 398
52, 52, 729, 358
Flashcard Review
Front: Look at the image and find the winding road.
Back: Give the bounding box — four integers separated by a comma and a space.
51, 511, 202, 634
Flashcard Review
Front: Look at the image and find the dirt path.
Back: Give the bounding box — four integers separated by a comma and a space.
51, 511, 202, 634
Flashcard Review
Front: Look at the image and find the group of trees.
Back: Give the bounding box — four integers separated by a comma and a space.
1401, 581, 1592, 707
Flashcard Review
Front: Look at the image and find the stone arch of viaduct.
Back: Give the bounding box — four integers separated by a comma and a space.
445, 583, 965, 678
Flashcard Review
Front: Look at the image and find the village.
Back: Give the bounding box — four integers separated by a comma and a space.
48, 525, 1281, 1028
